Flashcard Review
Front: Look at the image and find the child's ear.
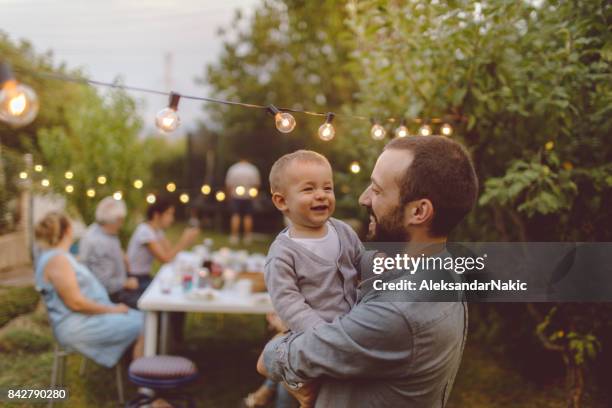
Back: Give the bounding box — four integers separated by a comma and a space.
272, 192, 288, 211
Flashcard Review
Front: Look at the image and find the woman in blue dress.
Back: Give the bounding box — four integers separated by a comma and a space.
34, 211, 143, 368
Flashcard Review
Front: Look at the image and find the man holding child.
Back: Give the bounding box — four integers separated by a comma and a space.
258, 136, 478, 407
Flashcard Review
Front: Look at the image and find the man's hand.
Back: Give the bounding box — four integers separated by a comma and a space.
282, 381, 319, 408
123, 277, 139, 290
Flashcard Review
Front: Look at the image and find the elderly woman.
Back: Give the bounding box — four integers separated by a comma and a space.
79, 197, 141, 309
35, 212, 143, 367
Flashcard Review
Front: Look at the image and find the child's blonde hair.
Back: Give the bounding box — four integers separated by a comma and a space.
269, 150, 331, 193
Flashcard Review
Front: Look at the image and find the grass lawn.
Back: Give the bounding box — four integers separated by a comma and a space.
0, 224, 606, 407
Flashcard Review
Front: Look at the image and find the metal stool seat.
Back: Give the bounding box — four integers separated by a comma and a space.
126, 355, 198, 407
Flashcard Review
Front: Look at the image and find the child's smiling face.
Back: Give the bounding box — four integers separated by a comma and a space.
275, 160, 335, 229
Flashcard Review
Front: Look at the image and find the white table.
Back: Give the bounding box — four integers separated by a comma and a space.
138, 264, 274, 356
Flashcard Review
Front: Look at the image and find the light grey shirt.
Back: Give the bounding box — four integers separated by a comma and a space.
265, 218, 364, 332
78, 223, 127, 295
126, 223, 164, 276
263, 254, 468, 407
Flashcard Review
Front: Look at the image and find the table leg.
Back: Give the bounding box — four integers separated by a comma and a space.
144, 311, 158, 357
160, 312, 170, 354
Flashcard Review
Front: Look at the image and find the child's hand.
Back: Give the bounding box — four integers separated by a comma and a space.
266, 312, 288, 333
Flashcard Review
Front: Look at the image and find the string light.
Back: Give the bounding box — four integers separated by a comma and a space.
350, 161, 361, 174
133, 179, 143, 189
0, 62, 39, 127
370, 121, 386, 141
86, 188, 96, 198
268, 104, 296, 133
34, 165, 43, 172
419, 124, 432, 136
166, 182, 176, 192
215, 191, 226, 202
64, 171, 73, 179
97, 175, 107, 185
113, 191, 123, 200
394, 119, 409, 138
235, 185, 246, 196
65, 185, 74, 193
179, 193, 189, 204
201, 184, 211, 195
441, 123, 453, 136
19, 171, 27, 179
41, 179, 50, 187
248, 187, 258, 198
155, 92, 181, 133
146, 194, 156, 204
318, 112, 335, 141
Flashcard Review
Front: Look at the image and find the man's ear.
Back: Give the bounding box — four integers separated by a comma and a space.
404, 199, 434, 227
272, 192, 288, 212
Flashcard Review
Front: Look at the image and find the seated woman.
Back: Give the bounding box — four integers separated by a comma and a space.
34, 211, 144, 368
126, 197, 199, 283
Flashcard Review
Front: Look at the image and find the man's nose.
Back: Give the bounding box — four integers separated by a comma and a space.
359, 185, 372, 207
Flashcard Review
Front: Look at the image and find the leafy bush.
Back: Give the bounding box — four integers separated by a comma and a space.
0, 286, 40, 328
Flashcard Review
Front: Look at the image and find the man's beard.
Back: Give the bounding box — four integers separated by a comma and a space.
367, 206, 410, 242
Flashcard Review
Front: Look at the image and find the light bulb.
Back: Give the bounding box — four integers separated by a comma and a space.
441, 123, 453, 136
155, 92, 181, 133
86, 189, 96, 198
97, 175, 107, 185
248, 187, 258, 198
34, 165, 43, 172
275, 112, 296, 133
65, 171, 73, 180
235, 186, 246, 196
201, 184, 211, 195
215, 191, 226, 202
419, 125, 432, 136
268, 105, 296, 133
0, 63, 39, 127
318, 113, 336, 141
371, 124, 386, 141
166, 182, 176, 192
146, 194, 156, 204
350, 161, 361, 174
133, 179, 143, 189
41, 179, 50, 187
395, 125, 409, 138
65, 185, 74, 193
113, 191, 123, 200
19, 172, 27, 179
155, 108, 180, 133
179, 193, 189, 203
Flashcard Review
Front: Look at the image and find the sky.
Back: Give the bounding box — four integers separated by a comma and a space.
0, 0, 259, 137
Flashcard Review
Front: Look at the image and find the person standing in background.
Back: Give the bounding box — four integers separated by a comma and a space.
225, 159, 261, 245
79, 197, 142, 309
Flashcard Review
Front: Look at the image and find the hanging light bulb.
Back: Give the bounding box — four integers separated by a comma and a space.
394, 119, 409, 138
370, 121, 386, 141
65, 185, 74, 194
441, 123, 453, 136
179, 193, 189, 204
166, 182, 176, 192
113, 191, 123, 200
34, 164, 43, 172
64, 171, 74, 180
215, 191, 226, 202
318, 112, 335, 141
146, 193, 156, 204
248, 187, 258, 198
419, 124, 432, 136
19, 171, 28, 180
97, 175, 107, 185
41, 179, 50, 187
235, 185, 246, 196
268, 104, 296, 133
350, 161, 361, 174
133, 179, 143, 189
0, 62, 39, 127
155, 92, 181, 133
86, 188, 96, 198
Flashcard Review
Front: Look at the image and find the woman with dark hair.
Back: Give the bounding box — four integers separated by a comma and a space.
34, 212, 144, 367
126, 197, 199, 289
